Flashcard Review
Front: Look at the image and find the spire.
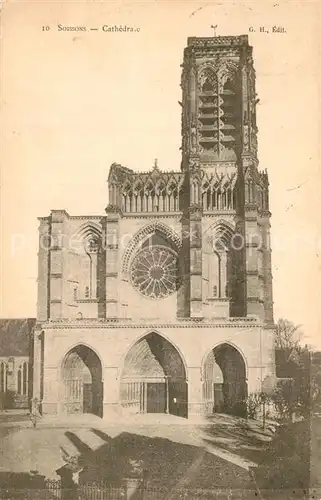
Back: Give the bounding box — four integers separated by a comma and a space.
210, 24, 218, 37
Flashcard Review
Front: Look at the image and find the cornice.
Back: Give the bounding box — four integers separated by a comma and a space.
40, 214, 103, 221
187, 35, 249, 48
122, 213, 182, 219
203, 210, 236, 217
68, 215, 103, 220
38, 317, 262, 330
76, 299, 99, 304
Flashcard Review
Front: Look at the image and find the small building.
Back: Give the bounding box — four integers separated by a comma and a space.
0, 318, 36, 409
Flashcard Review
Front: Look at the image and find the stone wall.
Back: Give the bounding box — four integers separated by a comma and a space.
37, 321, 275, 418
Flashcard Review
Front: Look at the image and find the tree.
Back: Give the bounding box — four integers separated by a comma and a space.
275, 318, 303, 361
275, 318, 312, 419
311, 351, 321, 413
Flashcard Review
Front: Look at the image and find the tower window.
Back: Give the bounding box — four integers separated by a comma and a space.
213, 285, 218, 297
73, 287, 78, 301
85, 286, 90, 299
202, 78, 214, 92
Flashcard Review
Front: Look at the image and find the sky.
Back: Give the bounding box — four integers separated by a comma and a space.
1, 0, 320, 348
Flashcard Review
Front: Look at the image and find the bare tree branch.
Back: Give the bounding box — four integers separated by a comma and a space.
275, 318, 303, 362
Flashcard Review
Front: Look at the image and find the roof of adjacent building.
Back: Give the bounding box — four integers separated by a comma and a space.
0, 319, 36, 356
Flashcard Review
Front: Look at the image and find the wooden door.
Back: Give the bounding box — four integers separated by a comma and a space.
83, 383, 93, 413
214, 383, 224, 412
168, 380, 188, 418
147, 383, 166, 413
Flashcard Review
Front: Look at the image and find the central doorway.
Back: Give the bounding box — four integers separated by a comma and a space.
120, 332, 188, 418
61, 345, 103, 417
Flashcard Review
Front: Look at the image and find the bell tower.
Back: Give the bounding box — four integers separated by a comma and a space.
180, 34, 273, 322
180, 34, 258, 170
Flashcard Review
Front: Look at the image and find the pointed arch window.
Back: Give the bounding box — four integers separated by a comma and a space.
172, 188, 178, 211
23, 362, 28, 395
222, 191, 227, 209
212, 190, 216, 209
0, 362, 5, 393
202, 78, 214, 92
227, 189, 232, 209
205, 189, 211, 210
17, 369, 22, 395
223, 77, 235, 94
208, 252, 221, 298
17, 362, 28, 396
157, 185, 166, 212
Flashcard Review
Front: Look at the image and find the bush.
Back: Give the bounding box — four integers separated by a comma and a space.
270, 379, 294, 422
246, 393, 263, 419
252, 419, 310, 490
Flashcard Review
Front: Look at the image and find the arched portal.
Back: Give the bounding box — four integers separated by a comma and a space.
203, 343, 247, 417
61, 345, 103, 418
120, 333, 188, 418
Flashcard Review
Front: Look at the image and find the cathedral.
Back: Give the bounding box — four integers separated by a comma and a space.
33, 34, 276, 420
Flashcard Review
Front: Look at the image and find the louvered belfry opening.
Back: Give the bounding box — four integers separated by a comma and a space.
120, 333, 188, 418
198, 72, 219, 155
197, 67, 241, 162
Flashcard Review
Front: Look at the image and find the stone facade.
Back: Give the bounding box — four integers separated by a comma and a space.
33, 35, 276, 420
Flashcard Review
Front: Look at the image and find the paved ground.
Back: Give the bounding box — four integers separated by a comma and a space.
0, 411, 276, 494
1, 411, 317, 500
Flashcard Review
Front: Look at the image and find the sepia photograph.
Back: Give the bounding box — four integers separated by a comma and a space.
0, 1, 320, 499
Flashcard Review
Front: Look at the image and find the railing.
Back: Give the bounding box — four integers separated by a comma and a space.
0, 480, 127, 499
2, 485, 312, 500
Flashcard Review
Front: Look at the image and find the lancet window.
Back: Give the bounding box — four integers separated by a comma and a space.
120, 175, 182, 214
202, 180, 235, 211
17, 361, 28, 396
203, 224, 234, 300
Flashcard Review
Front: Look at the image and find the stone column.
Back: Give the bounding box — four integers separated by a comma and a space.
5, 357, 16, 396
220, 252, 227, 297
49, 210, 67, 320
90, 252, 98, 298
261, 215, 274, 323
244, 206, 265, 319
98, 217, 107, 318
41, 367, 59, 415
187, 366, 203, 417
37, 217, 50, 321
32, 329, 42, 413
103, 367, 120, 420
189, 205, 203, 318
105, 209, 121, 319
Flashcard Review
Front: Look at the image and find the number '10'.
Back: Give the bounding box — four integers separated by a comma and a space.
42, 26, 50, 31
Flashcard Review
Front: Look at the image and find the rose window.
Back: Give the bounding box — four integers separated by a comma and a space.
130, 246, 180, 299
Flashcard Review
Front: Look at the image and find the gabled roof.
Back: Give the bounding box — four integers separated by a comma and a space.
0, 318, 36, 356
